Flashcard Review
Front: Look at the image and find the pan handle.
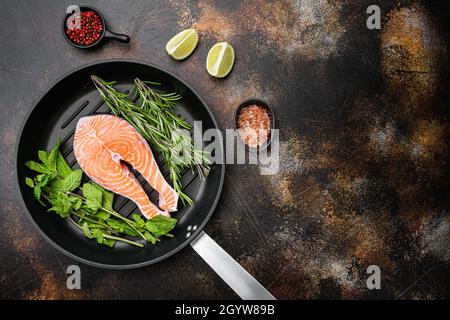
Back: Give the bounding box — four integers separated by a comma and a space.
104, 29, 130, 43
190, 231, 276, 300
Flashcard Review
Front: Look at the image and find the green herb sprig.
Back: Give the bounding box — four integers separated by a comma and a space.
25, 141, 177, 248
91, 76, 210, 206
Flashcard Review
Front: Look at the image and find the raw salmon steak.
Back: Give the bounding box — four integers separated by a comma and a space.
73, 114, 179, 218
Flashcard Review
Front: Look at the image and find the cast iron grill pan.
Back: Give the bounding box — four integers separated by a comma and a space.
16, 60, 225, 268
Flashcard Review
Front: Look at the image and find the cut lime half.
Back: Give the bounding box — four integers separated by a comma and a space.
206, 42, 235, 78
165, 29, 199, 60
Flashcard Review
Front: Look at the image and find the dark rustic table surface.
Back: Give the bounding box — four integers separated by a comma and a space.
1, 0, 449, 299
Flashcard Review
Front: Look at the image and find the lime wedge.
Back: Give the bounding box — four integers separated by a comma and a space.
165, 29, 199, 60
206, 42, 235, 78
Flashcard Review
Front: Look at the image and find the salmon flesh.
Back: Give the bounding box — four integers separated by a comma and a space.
73, 114, 179, 218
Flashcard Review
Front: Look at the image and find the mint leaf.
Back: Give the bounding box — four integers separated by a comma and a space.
132, 213, 145, 228
35, 173, 54, 187
100, 188, 114, 210
33, 185, 42, 202
45, 140, 60, 172
107, 219, 138, 236
96, 211, 110, 220
145, 215, 177, 236
106, 219, 124, 231
25, 161, 52, 174
92, 229, 104, 244
102, 238, 116, 247
82, 222, 94, 239
82, 183, 103, 212
68, 196, 82, 210
56, 152, 73, 178
38, 150, 48, 163
25, 177, 34, 188
47, 170, 81, 193
144, 231, 157, 244
48, 192, 73, 218
62, 169, 83, 192
48, 177, 65, 192
121, 224, 139, 236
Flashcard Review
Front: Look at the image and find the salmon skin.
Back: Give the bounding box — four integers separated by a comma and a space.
73, 114, 179, 219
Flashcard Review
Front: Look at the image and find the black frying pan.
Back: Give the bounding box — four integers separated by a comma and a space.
16, 60, 224, 268
16, 60, 275, 299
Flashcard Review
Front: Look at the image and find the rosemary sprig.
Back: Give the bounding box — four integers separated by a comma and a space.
91, 75, 210, 206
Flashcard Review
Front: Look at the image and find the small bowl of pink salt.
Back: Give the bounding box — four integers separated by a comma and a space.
234, 99, 274, 151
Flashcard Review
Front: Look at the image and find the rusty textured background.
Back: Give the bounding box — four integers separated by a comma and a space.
1, 0, 449, 299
